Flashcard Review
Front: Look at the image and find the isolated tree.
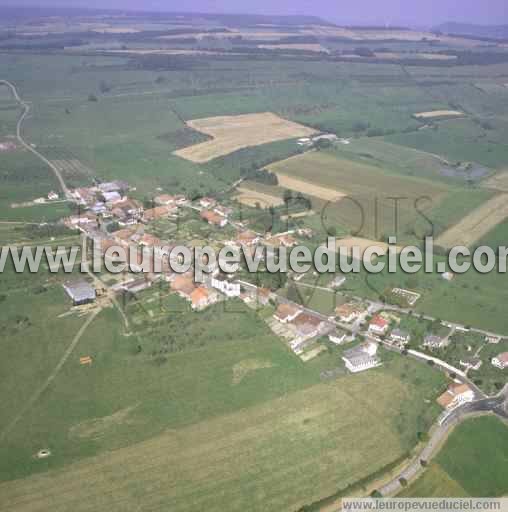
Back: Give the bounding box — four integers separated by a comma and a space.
88, 94, 98, 102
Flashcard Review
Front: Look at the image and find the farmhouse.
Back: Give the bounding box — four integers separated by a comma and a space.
111, 198, 144, 224
72, 187, 97, 205
368, 315, 389, 336
143, 205, 175, 222
437, 383, 474, 410
274, 303, 302, 323
98, 180, 129, 194
237, 230, 260, 247
211, 273, 241, 298
390, 329, 411, 346
312, 133, 338, 143
119, 278, 153, 295
200, 197, 216, 209
154, 194, 177, 206
190, 287, 217, 310
47, 191, 59, 201
255, 287, 272, 306
342, 342, 381, 373
171, 274, 196, 299
423, 334, 447, 349
214, 205, 233, 218
491, 352, 508, 369
266, 233, 297, 248
102, 191, 123, 204
290, 313, 326, 339
63, 280, 96, 306
459, 357, 482, 371
335, 303, 366, 323
200, 210, 227, 228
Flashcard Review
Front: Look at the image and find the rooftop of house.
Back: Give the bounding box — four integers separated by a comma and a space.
275, 303, 302, 321
344, 341, 378, 360
63, 280, 96, 302
143, 205, 174, 221
424, 334, 444, 343
200, 209, 224, 225
171, 275, 196, 296
237, 230, 258, 244
291, 312, 323, 328
155, 194, 176, 204
391, 328, 410, 338
495, 352, 508, 364
437, 382, 473, 408
190, 287, 209, 305
370, 315, 388, 327
335, 302, 365, 317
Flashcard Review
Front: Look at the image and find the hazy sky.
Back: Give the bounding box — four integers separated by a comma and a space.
1, 0, 507, 26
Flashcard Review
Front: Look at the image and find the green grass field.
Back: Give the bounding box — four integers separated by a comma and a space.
2, 44, 508, 512
264, 149, 492, 243
0, 348, 445, 511
402, 416, 508, 497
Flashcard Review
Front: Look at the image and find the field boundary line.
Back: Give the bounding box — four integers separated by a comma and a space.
0, 308, 100, 443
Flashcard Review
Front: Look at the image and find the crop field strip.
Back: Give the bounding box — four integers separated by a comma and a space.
0, 365, 438, 512
267, 150, 451, 239
234, 187, 285, 208
434, 193, 508, 248
173, 112, 317, 163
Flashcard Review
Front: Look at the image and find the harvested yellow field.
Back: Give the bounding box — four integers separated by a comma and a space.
174, 112, 316, 163
414, 110, 464, 119
276, 173, 346, 202
435, 194, 508, 248
234, 187, 284, 208
258, 44, 330, 53
482, 170, 508, 192
106, 49, 225, 56
92, 27, 141, 34
374, 52, 457, 61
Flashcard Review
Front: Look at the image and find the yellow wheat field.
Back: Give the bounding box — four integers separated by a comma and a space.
435, 194, 508, 248
173, 112, 317, 163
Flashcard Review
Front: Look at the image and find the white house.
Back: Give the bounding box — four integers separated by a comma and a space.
492, 352, 508, 369
335, 303, 365, 323
390, 329, 411, 346
423, 334, 446, 349
211, 274, 241, 298
437, 383, 474, 410
368, 315, 389, 336
342, 342, 381, 373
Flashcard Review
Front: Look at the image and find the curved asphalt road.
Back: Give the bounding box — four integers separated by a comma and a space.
379, 386, 508, 496
0, 79, 71, 199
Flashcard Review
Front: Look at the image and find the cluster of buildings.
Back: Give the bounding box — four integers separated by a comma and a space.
68, 182, 186, 230
271, 302, 333, 358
